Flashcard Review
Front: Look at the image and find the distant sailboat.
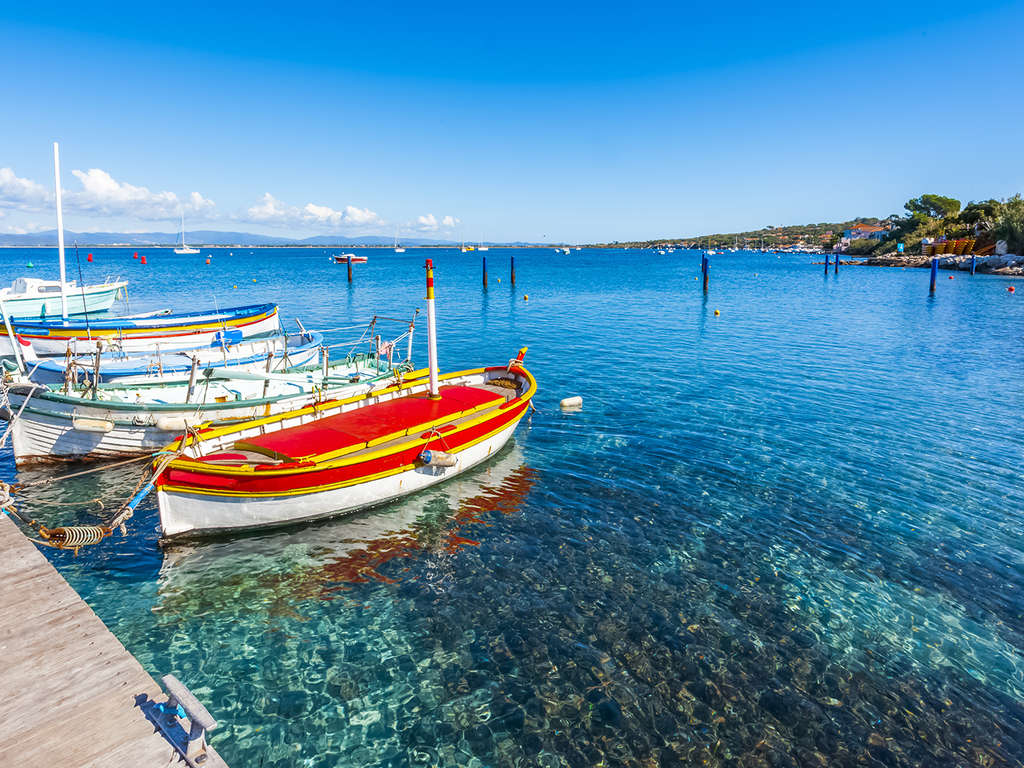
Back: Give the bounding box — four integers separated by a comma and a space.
174, 213, 199, 255
394, 231, 405, 253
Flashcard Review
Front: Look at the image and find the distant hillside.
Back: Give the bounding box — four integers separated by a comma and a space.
0, 230, 519, 247
594, 219, 883, 250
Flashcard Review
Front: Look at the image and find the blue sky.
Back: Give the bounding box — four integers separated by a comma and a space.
1, 1, 1021, 242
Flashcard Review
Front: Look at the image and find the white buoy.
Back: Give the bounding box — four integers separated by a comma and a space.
560, 395, 583, 410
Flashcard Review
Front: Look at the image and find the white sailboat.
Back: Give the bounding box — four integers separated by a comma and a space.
174, 212, 199, 255
0, 144, 126, 325
393, 230, 405, 253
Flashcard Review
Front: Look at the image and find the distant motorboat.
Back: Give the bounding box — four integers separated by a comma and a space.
332, 254, 367, 264
174, 212, 199, 255
477, 244, 489, 252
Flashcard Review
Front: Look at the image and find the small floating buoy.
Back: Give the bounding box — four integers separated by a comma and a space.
133, 251, 138, 259
26, 261, 33, 268
1010, 286, 1016, 293
233, 284, 238, 289
86, 253, 93, 262
140, 255, 147, 265
205, 258, 210, 265
948, 275, 954, 280
560, 396, 583, 410
523, 294, 528, 301
714, 309, 720, 316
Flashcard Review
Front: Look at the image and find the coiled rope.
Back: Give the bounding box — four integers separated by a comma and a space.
2, 433, 193, 554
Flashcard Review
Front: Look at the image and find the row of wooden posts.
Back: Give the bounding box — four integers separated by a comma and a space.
345, 252, 981, 294
346, 255, 519, 286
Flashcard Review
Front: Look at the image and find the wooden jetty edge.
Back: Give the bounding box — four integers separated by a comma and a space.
0, 513, 227, 768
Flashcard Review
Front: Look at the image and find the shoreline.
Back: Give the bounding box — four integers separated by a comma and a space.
858, 252, 1023, 276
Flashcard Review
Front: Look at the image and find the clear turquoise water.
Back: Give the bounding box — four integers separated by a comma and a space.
2, 247, 1022, 767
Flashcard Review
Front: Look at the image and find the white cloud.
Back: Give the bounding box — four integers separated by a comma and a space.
416, 213, 460, 232
417, 213, 439, 231
67, 168, 214, 220
242, 194, 380, 230
0, 168, 50, 209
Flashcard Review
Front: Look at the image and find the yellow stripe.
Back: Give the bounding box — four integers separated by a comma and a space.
159, 408, 528, 499
38, 309, 275, 339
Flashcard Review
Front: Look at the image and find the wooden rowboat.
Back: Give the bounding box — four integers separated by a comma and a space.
154, 258, 535, 539
155, 362, 534, 539
12, 303, 280, 355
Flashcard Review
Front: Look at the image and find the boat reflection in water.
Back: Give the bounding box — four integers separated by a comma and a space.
154, 442, 535, 614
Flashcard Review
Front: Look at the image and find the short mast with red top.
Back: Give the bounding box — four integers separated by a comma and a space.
425, 259, 440, 399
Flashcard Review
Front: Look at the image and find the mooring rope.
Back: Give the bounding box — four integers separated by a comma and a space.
2, 436, 192, 554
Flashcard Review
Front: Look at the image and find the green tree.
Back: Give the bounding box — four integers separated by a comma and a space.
993, 195, 1024, 254
904, 194, 961, 219
959, 199, 1001, 229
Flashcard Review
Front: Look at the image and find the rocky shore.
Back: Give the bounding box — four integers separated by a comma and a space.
859, 252, 1024, 276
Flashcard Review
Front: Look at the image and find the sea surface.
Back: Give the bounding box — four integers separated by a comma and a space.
2, 246, 1022, 768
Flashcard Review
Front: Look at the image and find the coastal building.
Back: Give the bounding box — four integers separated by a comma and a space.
843, 223, 890, 240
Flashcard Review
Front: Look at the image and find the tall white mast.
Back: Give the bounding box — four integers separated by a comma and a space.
53, 142, 68, 319
424, 259, 440, 399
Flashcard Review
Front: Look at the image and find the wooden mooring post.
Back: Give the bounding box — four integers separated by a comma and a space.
510, 255, 516, 285
834, 253, 839, 273
702, 256, 709, 292
482, 256, 488, 290
929, 257, 938, 292
347, 256, 353, 283
971, 255, 976, 275
824, 253, 830, 274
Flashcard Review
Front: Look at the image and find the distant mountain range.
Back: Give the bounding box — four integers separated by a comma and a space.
0, 230, 543, 247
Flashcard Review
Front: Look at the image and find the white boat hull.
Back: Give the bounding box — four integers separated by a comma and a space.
156, 420, 520, 539
0, 283, 124, 320
4, 376, 385, 466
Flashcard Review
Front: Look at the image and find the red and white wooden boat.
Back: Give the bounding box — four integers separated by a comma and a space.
332, 254, 368, 264
154, 260, 534, 539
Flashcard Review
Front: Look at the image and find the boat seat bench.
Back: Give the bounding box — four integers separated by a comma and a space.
228, 384, 505, 462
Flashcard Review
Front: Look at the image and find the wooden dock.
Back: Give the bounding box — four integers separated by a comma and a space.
0, 512, 225, 767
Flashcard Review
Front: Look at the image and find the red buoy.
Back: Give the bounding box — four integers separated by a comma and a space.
205, 258, 211, 265
1010, 286, 1016, 293
948, 275, 954, 279
86, 253, 93, 262
140, 255, 147, 265
133, 251, 138, 259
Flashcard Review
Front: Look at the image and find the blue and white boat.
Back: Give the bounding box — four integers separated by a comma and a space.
29, 330, 323, 386
11, 302, 281, 356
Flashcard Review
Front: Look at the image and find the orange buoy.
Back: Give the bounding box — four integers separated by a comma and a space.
714, 309, 720, 316
205, 258, 211, 265
523, 294, 528, 301
133, 251, 138, 259
1010, 286, 1016, 293
86, 253, 93, 262
140, 255, 147, 265
948, 275, 954, 280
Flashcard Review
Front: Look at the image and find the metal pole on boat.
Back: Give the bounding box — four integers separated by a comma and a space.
53, 142, 69, 320
406, 315, 415, 365
425, 259, 440, 399
186, 356, 199, 403
0, 298, 25, 374
91, 340, 103, 400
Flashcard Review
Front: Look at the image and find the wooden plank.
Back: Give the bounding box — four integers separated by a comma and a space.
0, 513, 228, 767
